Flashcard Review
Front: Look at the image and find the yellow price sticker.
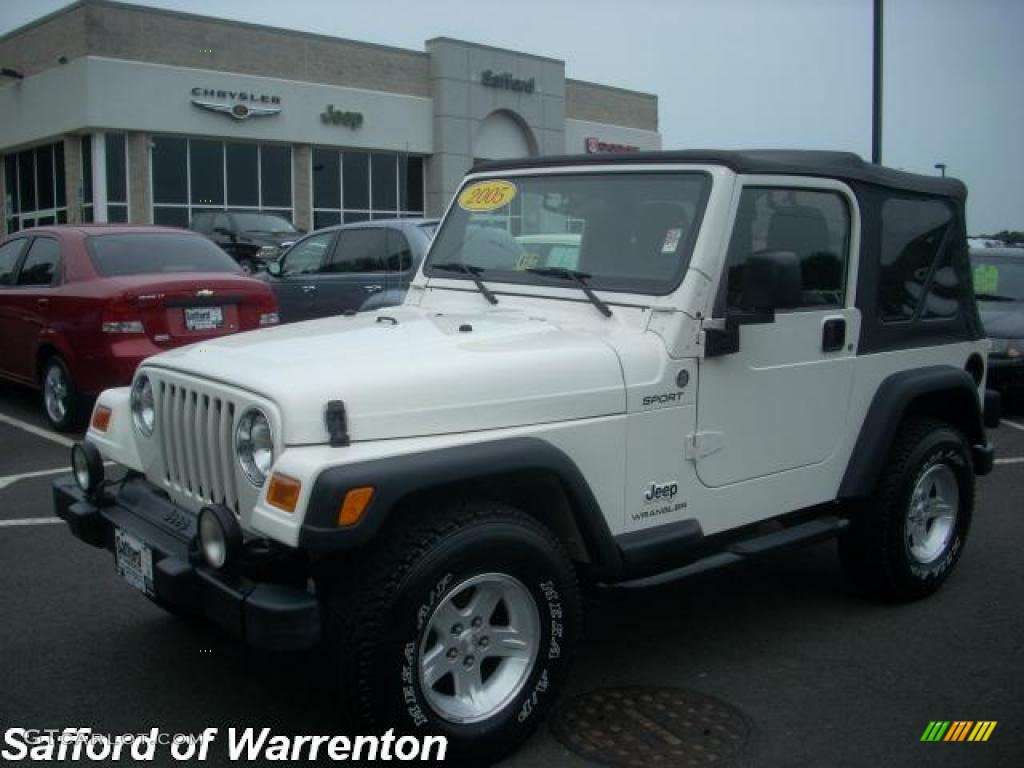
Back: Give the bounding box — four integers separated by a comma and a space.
458, 180, 517, 212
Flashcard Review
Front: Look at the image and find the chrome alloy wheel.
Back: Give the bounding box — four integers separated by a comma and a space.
44, 364, 69, 424
418, 573, 541, 724
906, 464, 959, 564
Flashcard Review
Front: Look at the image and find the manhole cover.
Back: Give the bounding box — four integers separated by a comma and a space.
551, 686, 752, 767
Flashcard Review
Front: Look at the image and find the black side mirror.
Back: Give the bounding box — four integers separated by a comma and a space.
266, 261, 282, 277
705, 250, 801, 358
740, 250, 802, 311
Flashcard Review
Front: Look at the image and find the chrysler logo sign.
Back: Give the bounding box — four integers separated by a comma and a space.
190, 87, 281, 120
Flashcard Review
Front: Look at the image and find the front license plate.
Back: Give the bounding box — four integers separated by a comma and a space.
184, 306, 224, 331
114, 528, 154, 596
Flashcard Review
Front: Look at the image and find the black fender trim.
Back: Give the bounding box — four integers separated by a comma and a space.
839, 365, 989, 499
299, 437, 623, 574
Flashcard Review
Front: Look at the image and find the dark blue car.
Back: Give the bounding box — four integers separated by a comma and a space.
262, 218, 437, 323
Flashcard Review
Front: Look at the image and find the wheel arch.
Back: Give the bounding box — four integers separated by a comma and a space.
34, 339, 75, 383
300, 437, 623, 577
839, 365, 987, 500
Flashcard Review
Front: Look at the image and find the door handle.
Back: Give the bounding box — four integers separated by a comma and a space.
822, 317, 846, 352
301, 285, 318, 293
37, 298, 49, 305
364, 285, 383, 292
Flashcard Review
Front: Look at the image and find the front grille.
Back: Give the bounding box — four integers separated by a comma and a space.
155, 380, 241, 513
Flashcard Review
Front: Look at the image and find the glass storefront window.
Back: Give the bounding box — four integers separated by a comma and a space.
226, 143, 259, 207
260, 145, 292, 209
150, 137, 293, 228
314, 151, 424, 226
190, 140, 224, 206
5, 142, 68, 232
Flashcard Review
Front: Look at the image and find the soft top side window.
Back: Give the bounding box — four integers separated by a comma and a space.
879, 198, 959, 322
722, 187, 850, 313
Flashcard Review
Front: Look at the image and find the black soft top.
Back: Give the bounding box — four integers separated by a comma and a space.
472, 150, 965, 200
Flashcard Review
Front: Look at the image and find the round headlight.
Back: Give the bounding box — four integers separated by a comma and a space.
130, 375, 155, 436
236, 408, 274, 486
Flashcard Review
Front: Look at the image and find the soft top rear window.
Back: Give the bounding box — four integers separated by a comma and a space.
87, 233, 241, 277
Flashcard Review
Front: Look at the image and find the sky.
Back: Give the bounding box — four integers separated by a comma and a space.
1, 0, 1020, 234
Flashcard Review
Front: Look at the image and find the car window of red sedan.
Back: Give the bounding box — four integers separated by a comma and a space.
87, 234, 241, 276
0, 238, 28, 286
15, 237, 61, 287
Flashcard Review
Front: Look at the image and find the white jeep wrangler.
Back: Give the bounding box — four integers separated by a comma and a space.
56, 150, 999, 763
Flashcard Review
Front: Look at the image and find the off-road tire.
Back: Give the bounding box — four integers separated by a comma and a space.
838, 418, 973, 602
40, 355, 83, 432
238, 257, 257, 275
323, 499, 580, 765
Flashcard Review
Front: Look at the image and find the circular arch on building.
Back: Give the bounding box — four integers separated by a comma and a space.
472, 109, 539, 162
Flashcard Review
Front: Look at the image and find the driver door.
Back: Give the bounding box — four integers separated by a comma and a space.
695, 179, 860, 488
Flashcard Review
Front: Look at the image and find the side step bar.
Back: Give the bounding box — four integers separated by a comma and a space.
726, 515, 848, 557
611, 515, 848, 590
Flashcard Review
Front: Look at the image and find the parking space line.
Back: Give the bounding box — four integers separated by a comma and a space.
0, 462, 114, 491
0, 517, 63, 528
995, 457, 1024, 465
0, 412, 75, 447
1002, 419, 1024, 432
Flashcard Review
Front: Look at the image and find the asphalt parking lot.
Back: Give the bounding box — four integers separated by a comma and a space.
0, 379, 1022, 768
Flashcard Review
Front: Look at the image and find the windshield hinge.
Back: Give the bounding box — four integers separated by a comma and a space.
685, 431, 724, 461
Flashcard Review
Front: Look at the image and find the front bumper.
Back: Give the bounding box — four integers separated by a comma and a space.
53, 475, 320, 651
988, 356, 1024, 390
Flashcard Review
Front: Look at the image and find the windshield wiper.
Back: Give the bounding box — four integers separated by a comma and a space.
432, 262, 499, 305
976, 293, 1018, 302
527, 267, 612, 318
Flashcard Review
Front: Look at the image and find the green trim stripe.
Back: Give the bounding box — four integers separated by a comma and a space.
921, 721, 951, 741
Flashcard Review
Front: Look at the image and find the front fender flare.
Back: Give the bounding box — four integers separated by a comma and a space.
299, 437, 622, 574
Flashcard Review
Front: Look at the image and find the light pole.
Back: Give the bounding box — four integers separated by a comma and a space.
934, 163, 946, 177
872, 0, 883, 164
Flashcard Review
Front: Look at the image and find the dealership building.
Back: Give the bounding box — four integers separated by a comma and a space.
0, 0, 661, 236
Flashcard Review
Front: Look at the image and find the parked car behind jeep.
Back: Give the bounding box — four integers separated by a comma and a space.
0, 225, 279, 430
971, 247, 1024, 394
191, 211, 303, 274
262, 217, 437, 323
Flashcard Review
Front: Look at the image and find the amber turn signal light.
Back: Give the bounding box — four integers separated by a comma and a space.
91, 406, 112, 432
337, 486, 374, 527
266, 473, 301, 513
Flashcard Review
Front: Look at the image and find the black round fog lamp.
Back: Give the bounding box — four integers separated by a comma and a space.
71, 442, 104, 495
198, 506, 242, 570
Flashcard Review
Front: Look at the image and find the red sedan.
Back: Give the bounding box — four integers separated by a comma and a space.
0, 225, 279, 431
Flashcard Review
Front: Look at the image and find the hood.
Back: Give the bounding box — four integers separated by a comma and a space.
143, 306, 626, 444
979, 302, 1024, 338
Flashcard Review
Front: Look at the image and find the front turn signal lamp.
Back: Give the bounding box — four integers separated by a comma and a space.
266, 473, 301, 513
338, 486, 374, 527
91, 406, 112, 432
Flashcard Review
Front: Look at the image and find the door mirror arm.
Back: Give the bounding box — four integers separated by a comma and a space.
703, 308, 776, 358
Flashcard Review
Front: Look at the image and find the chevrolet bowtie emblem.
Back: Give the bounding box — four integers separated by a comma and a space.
196, 289, 215, 297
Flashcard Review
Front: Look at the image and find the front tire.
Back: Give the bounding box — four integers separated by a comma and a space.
839, 418, 973, 602
324, 499, 580, 764
40, 355, 82, 432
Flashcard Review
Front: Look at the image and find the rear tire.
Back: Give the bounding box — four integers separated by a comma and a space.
40, 355, 82, 432
838, 418, 973, 602
239, 257, 257, 275
323, 499, 580, 765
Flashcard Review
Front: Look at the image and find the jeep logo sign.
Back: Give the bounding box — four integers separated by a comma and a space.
644, 482, 679, 503
321, 104, 364, 129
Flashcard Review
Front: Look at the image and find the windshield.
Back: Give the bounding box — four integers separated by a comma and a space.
426, 172, 710, 295
231, 213, 298, 234
88, 234, 242, 276
971, 252, 1024, 301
